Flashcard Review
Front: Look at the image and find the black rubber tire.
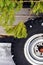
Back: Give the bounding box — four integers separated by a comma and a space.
11, 17, 43, 65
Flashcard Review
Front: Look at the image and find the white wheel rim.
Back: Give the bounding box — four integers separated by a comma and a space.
24, 34, 43, 65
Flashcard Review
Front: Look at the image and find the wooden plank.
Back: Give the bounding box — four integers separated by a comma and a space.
14, 8, 31, 25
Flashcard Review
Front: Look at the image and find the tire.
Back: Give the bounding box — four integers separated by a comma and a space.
11, 17, 43, 65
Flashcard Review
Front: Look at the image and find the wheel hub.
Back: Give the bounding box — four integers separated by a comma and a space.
24, 34, 43, 65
